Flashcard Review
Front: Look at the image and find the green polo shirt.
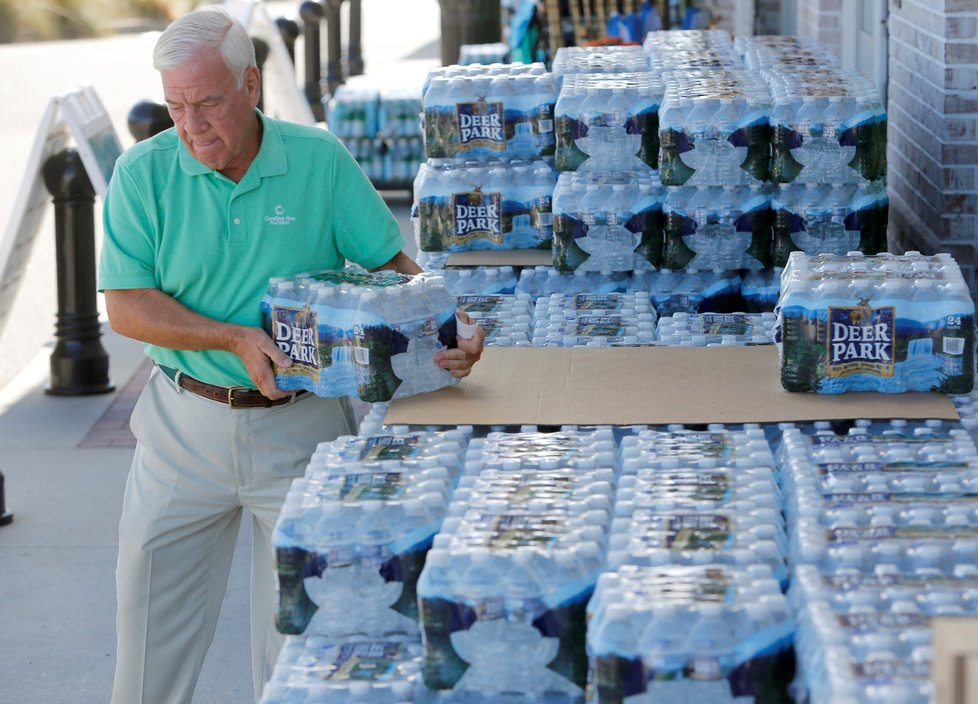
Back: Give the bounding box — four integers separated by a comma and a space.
99, 110, 404, 387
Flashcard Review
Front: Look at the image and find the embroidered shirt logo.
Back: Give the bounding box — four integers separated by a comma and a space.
265, 204, 296, 226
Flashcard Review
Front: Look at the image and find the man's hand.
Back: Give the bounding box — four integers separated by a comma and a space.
227, 326, 294, 399
435, 311, 485, 379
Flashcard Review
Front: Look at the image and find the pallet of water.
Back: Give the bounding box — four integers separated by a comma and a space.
776, 251, 976, 393
261, 267, 460, 402
656, 312, 777, 346
422, 62, 556, 160
658, 68, 772, 187
554, 72, 663, 173
531, 292, 657, 347
260, 636, 426, 704
552, 171, 664, 273
272, 431, 463, 638
414, 158, 555, 252
417, 430, 616, 699
771, 181, 888, 266
586, 565, 794, 704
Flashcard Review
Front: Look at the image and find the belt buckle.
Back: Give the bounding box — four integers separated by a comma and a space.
226, 385, 250, 407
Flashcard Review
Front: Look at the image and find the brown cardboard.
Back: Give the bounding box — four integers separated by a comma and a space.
446, 250, 553, 267
932, 618, 978, 704
386, 345, 959, 426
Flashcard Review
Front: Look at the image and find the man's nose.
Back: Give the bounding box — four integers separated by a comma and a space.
184, 106, 207, 133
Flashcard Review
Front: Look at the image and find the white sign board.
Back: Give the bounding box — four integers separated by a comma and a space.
224, 0, 317, 126
0, 85, 122, 337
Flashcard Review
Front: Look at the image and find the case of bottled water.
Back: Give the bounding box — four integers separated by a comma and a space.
735, 34, 840, 72
517, 266, 631, 300
643, 29, 744, 73
273, 433, 459, 638
262, 267, 460, 403
662, 185, 772, 272
586, 565, 794, 704
776, 251, 976, 394
552, 171, 664, 273
762, 66, 886, 185
554, 72, 663, 173
442, 266, 519, 295
422, 63, 556, 159
656, 312, 776, 346
378, 88, 424, 139
619, 427, 776, 471
550, 45, 649, 90
417, 430, 616, 698
455, 293, 533, 346
327, 86, 381, 139
771, 181, 888, 266
951, 389, 978, 445
459, 42, 510, 66
629, 268, 743, 316
531, 292, 658, 347
260, 636, 427, 704
657, 68, 771, 187
414, 158, 555, 252
615, 465, 782, 517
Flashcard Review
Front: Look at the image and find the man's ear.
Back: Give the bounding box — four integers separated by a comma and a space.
245, 65, 261, 108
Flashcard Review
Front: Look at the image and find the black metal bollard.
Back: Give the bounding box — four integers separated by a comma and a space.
42, 149, 114, 397
299, 1, 326, 122
347, 0, 363, 77
276, 16, 300, 65
127, 100, 174, 143
252, 36, 270, 112
323, 0, 344, 94
0, 470, 12, 527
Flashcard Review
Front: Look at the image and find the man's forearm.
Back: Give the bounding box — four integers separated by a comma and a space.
104, 287, 241, 352
372, 250, 423, 275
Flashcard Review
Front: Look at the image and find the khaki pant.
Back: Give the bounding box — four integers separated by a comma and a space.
111, 368, 355, 704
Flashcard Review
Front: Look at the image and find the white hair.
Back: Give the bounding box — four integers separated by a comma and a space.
153, 6, 255, 88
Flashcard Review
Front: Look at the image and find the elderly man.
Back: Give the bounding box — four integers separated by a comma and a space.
99, 7, 483, 703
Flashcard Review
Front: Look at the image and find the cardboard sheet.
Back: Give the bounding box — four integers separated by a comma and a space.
385, 345, 960, 426
446, 250, 553, 267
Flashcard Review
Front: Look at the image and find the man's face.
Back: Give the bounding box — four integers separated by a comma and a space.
161, 48, 260, 179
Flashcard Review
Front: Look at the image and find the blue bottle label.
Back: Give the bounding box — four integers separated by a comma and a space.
456, 100, 506, 149
826, 303, 895, 378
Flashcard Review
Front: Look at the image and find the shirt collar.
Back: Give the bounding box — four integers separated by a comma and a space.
177, 110, 287, 181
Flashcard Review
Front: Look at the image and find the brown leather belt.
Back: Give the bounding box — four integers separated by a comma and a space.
158, 365, 306, 408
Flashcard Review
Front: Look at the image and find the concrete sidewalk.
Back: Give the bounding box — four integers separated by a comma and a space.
0, 1, 440, 701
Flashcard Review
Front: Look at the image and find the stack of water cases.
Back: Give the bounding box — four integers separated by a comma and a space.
326, 86, 423, 188
655, 311, 777, 346
417, 429, 617, 702
737, 34, 889, 266
261, 266, 459, 403
595, 426, 794, 701
264, 429, 468, 704
417, 63, 557, 257
776, 251, 975, 394
531, 292, 657, 347
455, 292, 534, 346
777, 421, 978, 703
